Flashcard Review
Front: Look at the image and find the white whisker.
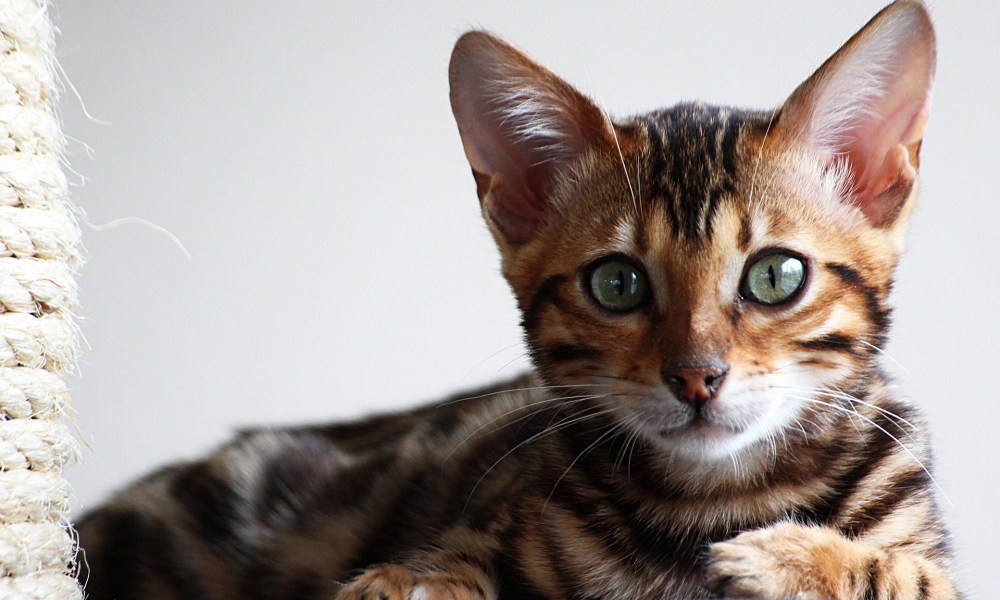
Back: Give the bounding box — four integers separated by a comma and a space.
599, 100, 637, 214
498, 351, 531, 373
436, 383, 610, 407
747, 108, 778, 212
464, 405, 620, 507
460, 342, 525, 380
635, 152, 644, 220
795, 385, 919, 433
442, 391, 617, 468
787, 394, 952, 506
542, 418, 629, 517
611, 413, 643, 472
858, 339, 910, 375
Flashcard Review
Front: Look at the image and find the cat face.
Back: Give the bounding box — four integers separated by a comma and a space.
450, 3, 934, 465
503, 109, 902, 462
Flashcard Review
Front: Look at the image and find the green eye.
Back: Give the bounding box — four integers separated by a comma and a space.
742, 252, 806, 305
588, 258, 649, 312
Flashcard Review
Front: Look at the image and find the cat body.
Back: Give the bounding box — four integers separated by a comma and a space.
77, 2, 958, 598
77, 370, 948, 599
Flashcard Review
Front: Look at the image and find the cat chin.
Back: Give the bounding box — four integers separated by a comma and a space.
648, 420, 765, 464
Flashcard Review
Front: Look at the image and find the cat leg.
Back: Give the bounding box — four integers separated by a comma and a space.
705, 521, 957, 600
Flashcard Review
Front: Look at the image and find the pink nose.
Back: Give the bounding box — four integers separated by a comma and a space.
662, 362, 729, 409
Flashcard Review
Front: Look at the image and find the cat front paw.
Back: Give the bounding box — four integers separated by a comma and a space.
705, 522, 856, 599
335, 564, 493, 600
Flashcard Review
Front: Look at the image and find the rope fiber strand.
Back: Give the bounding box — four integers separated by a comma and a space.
0, 1, 83, 598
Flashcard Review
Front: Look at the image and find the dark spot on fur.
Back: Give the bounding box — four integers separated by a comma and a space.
796, 332, 855, 353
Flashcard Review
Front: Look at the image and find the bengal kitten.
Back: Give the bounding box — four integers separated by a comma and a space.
76, 2, 958, 599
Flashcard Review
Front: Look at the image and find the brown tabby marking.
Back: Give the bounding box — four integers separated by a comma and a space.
76, 3, 958, 599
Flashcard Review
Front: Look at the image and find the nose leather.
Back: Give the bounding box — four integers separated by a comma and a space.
662, 360, 729, 411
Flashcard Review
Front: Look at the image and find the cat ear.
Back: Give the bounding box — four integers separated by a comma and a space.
449, 31, 612, 244
778, 1, 935, 227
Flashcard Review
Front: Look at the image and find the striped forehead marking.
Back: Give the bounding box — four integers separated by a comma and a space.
638, 103, 769, 241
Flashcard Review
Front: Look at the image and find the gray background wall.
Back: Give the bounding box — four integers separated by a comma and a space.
55, 1, 996, 594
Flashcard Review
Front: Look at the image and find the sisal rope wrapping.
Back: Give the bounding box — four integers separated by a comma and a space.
0, 1, 83, 598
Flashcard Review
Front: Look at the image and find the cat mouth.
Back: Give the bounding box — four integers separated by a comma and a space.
658, 415, 741, 440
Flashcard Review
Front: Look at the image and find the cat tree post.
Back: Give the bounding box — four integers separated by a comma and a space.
0, 1, 83, 598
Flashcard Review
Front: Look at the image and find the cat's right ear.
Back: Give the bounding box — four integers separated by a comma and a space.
449, 31, 612, 246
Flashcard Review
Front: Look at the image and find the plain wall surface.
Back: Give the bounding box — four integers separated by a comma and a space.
55, 1, 996, 594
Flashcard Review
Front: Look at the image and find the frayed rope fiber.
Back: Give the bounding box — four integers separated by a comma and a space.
0, 1, 83, 598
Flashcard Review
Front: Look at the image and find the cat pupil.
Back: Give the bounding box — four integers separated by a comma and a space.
614, 270, 625, 296
768, 265, 776, 288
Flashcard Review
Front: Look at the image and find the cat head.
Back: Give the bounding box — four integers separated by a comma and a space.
449, 2, 935, 464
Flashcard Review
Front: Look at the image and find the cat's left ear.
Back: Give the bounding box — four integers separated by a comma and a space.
777, 1, 935, 228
